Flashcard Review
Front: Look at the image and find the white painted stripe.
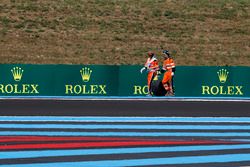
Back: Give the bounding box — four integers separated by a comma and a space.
0, 96, 249, 102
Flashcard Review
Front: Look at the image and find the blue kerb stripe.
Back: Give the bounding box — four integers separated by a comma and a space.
1, 131, 250, 136
1, 116, 250, 122
1, 124, 250, 130
1, 153, 250, 167
1, 144, 250, 160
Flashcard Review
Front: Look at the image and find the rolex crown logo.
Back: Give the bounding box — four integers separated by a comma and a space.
80, 67, 92, 82
217, 69, 229, 83
11, 67, 24, 81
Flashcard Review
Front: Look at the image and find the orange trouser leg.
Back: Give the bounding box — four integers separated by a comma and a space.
162, 72, 172, 91
147, 72, 155, 93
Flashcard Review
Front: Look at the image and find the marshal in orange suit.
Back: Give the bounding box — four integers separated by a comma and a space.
140, 51, 159, 96
161, 50, 176, 96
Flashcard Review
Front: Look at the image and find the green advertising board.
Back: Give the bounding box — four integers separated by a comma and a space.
119, 66, 250, 97
0, 64, 54, 96
0, 64, 249, 97
118, 66, 147, 96
54, 65, 119, 96
174, 66, 250, 97
0, 64, 119, 96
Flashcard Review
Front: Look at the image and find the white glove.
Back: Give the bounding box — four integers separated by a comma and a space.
140, 67, 146, 73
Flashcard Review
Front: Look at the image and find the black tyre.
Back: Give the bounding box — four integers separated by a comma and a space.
151, 80, 167, 96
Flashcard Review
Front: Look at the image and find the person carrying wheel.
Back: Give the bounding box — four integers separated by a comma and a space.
140, 51, 160, 96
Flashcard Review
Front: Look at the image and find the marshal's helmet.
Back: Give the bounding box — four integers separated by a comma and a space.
162, 50, 170, 55
163, 50, 171, 58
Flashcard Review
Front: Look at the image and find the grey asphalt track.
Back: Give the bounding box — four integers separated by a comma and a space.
0, 98, 250, 167
0, 98, 249, 116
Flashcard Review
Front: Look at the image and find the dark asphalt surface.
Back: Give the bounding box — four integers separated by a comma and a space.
0, 98, 250, 166
0, 99, 249, 116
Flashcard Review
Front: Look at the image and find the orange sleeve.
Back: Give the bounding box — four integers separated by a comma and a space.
152, 60, 159, 68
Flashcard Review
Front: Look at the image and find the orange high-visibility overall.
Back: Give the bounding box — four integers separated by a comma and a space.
162, 58, 175, 92
144, 56, 159, 94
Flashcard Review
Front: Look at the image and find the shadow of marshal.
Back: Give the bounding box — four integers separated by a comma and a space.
65, 85, 107, 95
0, 84, 39, 94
